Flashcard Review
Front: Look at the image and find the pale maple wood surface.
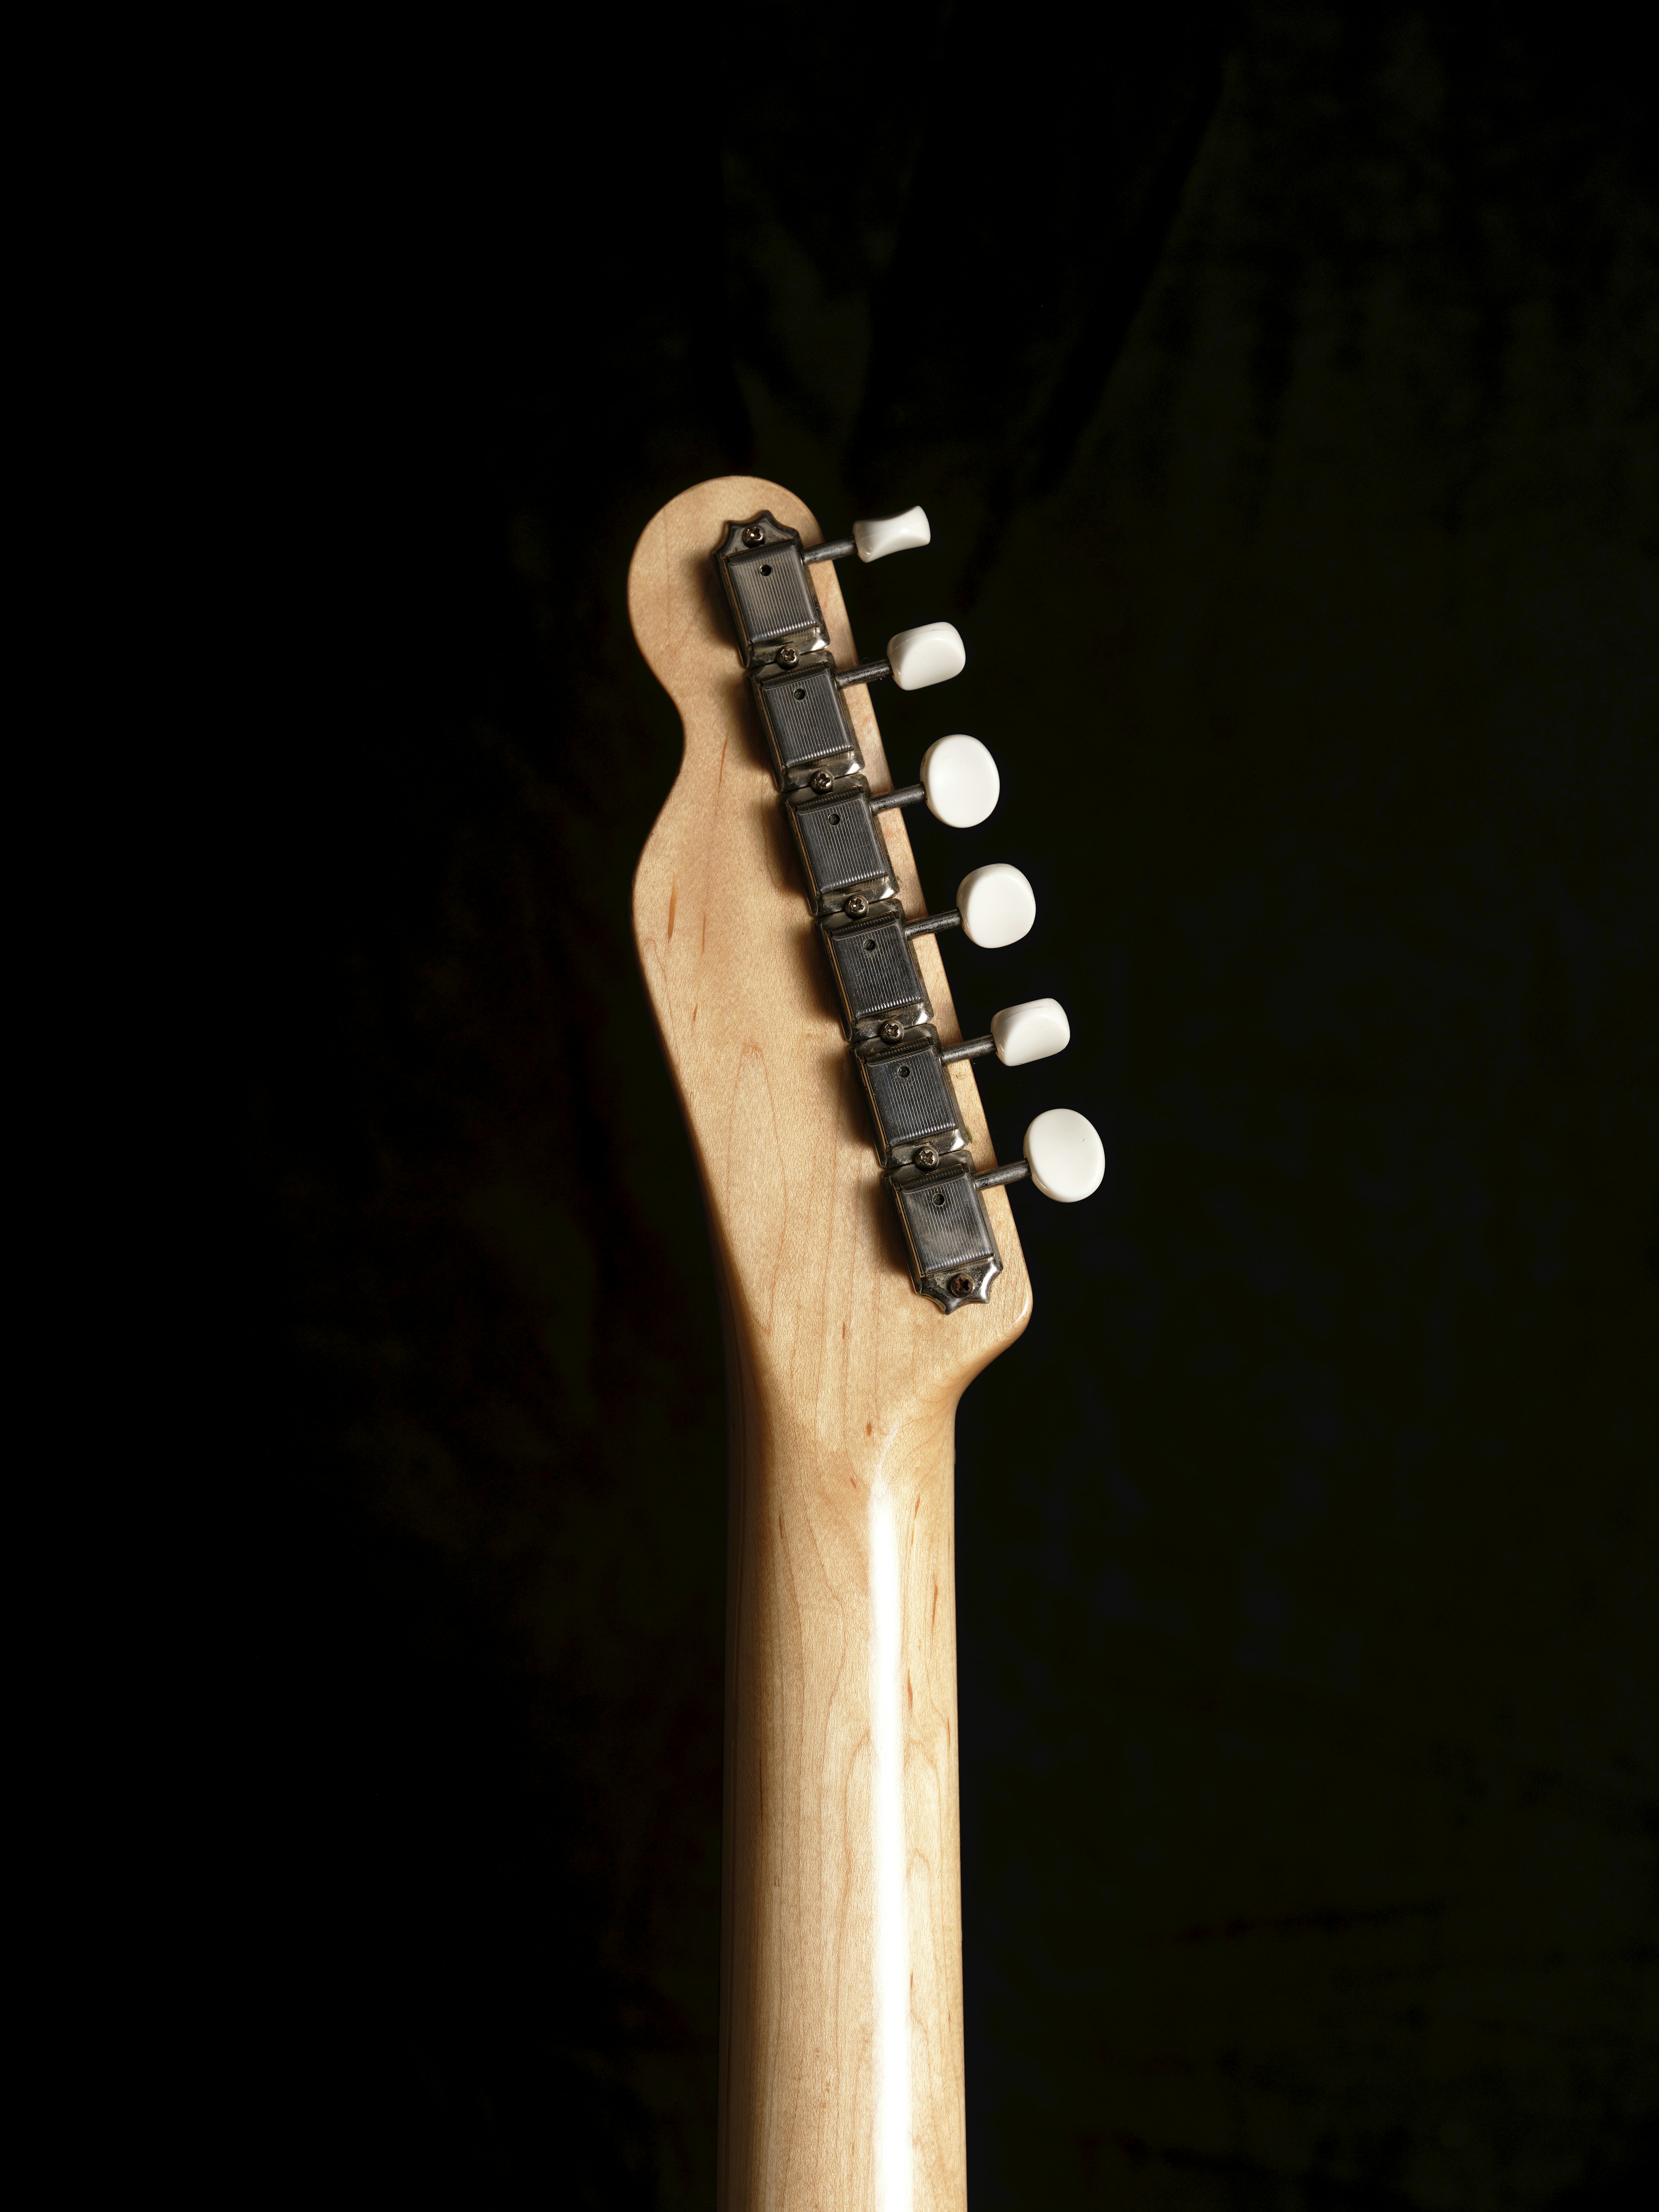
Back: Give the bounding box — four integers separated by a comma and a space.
629, 479, 1031, 2212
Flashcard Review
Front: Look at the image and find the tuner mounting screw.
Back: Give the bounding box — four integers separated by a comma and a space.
743, 524, 765, 545
881, 1019, 903, 1042
948, 1273, 973, 1298
776, 645, 799, 668
811, 770, 834, 792
915, 1142, 940, 1170
844, 893, 869, 918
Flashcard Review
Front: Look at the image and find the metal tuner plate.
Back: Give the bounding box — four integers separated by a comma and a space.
888, 1161, 1003, 1312
820, 906, 933, 1037
787, 779, 897, 913
751, 656, 863, 788
717, 513, 829, 667
855, 1033, 970, 1170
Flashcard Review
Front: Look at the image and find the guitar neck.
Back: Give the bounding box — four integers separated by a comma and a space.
630, 476, 1033, 2212
719, 1297, 966, 2212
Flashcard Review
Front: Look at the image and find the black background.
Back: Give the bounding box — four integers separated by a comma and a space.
239, 5, 1657, 2202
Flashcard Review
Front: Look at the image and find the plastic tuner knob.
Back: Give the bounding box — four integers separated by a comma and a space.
956, 862, 1036, 947
919, 734, 999, 827
1024, 1108, 1105, 1202
853, 506, 931, 562
887, 622, 966, 690
990, 997, 1070, 1065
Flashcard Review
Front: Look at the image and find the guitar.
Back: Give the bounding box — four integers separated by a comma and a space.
628, 477, 1101, 2212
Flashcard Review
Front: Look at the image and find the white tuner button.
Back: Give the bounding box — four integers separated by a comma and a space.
887, 622, 966, 690
990, 997, 1070, 1065
919, 734, 999, 827
854, 506, 931, 562
956, 862, 1036, 947
1024, 1108, 1105, 1202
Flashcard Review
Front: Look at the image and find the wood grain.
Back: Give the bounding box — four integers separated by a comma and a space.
629, 478, 1031, 2212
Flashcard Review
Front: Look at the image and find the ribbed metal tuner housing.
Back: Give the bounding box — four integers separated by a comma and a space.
820, 906, 933, 1038
888, 1163, 1001, 1310
787, 777, 896, 913
855, 1031, 971, 1169
751, 656, 862, 788
716, 512, 829, 666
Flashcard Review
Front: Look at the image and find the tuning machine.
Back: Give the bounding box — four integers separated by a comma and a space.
786, 736, 1004, 920
855, 999, 1072, 1176
890, 1109, 1105, 1313
819, 865, 1037, 1041
719, 506, 956, 677
748, 629, 969, 792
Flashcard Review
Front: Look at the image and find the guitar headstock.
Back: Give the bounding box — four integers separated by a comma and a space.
629, 477, 1094, 1440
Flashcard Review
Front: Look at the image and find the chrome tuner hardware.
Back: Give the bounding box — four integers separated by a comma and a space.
889, 1159, 1002, 1315
718, 509, 951, 680
855, 1001, 1071, 1173
717, 513, 831, 669
715, 504, 1100, 1311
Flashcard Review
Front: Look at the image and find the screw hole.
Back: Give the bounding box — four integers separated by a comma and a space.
932, 1192, 947, 1209
760, 563, 772, 575
896, 1065, 911, 1079
864, 938, 877, 953
828, 811, 841, 825
794, 687, 806, 699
